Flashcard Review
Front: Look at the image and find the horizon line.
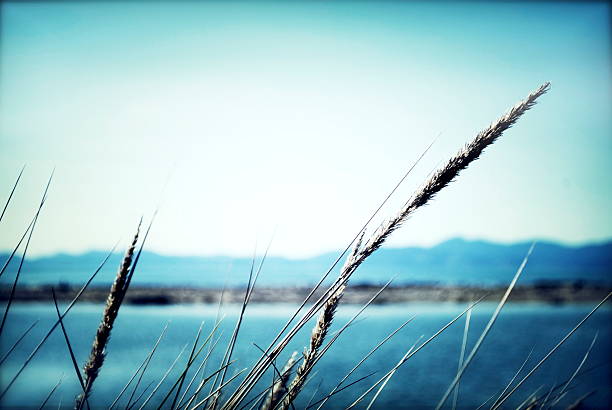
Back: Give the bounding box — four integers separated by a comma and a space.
3, 236, 611, 261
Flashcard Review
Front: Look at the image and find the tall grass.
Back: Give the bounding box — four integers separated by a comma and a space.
1, 82, 610, 410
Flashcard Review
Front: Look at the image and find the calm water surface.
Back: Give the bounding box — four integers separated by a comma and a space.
0, 302, 610, 409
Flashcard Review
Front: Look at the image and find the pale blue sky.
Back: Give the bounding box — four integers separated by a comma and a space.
0, 1, 610, 257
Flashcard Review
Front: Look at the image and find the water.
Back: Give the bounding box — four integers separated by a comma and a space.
0, 302, 610, 409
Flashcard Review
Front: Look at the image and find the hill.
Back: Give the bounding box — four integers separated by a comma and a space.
0, 238, 610, 287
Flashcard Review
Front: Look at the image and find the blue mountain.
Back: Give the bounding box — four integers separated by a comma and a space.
1, 238, 610, 287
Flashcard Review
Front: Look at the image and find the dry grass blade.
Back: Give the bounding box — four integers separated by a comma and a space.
0, 165, 25, 224
347, 297, 485, 409
492, 292, 611, 409
169, 322, 205, 410
261, 352, 298, 410
474, 392, 499, 410
436, 243, 535, 410
312, 316, 414, 410
365, 335, 423, 410
249, 343, 294, 410
189, 368, 247, 410
516, 386, 544, 410
76, 221, 142, 408
548, 332, 598, 408
51, 289, 90, 410
176, 331, 226, 410
538, 381, 557, 410
0, 245, 116, 400
0, 170, 53, 336
130, 381, 156, 409
109, 323, 169, 410
135, 343, 188, 410
307, 372, 378, 410
0, 215, 35, 280
0, 319, 38, 366
517, 360, 610, 410
38, 374, 63, 410
178, 360, 237, 410
158, 320, 224, 409
235, 361, 298, 410
490, 348, 534, 409
565, 390, 596, 410
304, 380, 322, 410
451, 304, 472, 410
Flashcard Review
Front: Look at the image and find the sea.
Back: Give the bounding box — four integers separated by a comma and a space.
0, 302, 610, 409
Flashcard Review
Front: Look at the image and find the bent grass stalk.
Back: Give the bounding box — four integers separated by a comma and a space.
0, 165, 25, 224
76, 222, 141, 408
254, 83, 551, 409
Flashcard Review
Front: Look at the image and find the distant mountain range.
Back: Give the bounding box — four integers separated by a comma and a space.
1, 238, 611, 287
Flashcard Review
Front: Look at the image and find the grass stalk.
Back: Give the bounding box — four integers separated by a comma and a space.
76, 221, 142, 408
135, 343, 188, 410
38, 375, 63, 410
51, 289, 90, 410
0, 319, 38, 366
311, 316, 414, 410
490, 348, 534, 409
0, 165, 25, 224
451, 304, 472, 410
270, 83, 550, 409
365, 335, 423, 410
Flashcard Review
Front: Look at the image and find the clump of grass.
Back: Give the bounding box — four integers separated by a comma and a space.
3, 81, 609, 410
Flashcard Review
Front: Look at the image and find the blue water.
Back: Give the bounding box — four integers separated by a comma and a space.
0, 302, 610, 409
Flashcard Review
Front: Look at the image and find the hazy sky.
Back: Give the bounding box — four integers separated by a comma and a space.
0, 1, 610, 257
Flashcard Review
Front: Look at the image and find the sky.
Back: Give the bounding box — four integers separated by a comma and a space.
0, 1, 610, 258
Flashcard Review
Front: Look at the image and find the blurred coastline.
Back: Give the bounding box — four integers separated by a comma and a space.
4, 281, 609, 305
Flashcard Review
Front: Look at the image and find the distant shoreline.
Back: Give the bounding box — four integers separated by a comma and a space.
2, 282, 609, 305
